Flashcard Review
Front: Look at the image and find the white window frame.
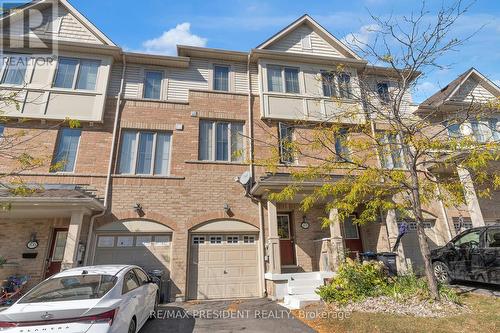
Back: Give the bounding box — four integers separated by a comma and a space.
142, 69, 165, 100
212, 64, 231, 92
0, 55, 30, 86
278, 122, 295, 164
226, 235, 240, 244
209, 235, 223, 244
192, 236, 205, 245
343, 216, 360, 240
198, 120, 245, 162
52, 57, 101, 91
118, 130, 173, 176
243, 235, 256, 244
52, 127, 82, 174
379, 132, 406, 170
266, 65, 301, 94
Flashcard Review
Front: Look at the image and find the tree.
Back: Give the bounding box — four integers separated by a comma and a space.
258, 0, 500, 299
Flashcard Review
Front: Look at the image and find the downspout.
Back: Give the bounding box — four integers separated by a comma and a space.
247, 52, 255, 179
84, 53, 127, 265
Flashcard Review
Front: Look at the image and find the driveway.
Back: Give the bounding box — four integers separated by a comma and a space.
453, 281, 500, 297
140, 298, 316, 333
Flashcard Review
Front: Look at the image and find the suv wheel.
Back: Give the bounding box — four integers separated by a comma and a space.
128, 318, 136, 333
433, 261, 452, 284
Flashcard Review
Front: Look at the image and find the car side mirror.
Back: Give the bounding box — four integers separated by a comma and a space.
445, 242, 455, 250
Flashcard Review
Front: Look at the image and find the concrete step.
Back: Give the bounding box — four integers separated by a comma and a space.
282, 293, 321, 310
287, 272, 322, 281
287, 279, 324, 295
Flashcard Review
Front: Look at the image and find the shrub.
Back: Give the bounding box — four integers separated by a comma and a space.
317, 259, 462, 305
316, 259, 388, 304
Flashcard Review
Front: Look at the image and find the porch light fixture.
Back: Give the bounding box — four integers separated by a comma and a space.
133, 203, 144, 216
301, 215, 310, 230
223, 203, 231, 214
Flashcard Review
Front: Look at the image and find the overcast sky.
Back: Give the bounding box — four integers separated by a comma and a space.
69, 0, 500, 102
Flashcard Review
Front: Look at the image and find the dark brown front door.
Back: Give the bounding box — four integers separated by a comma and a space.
343, 217, 363, 259
278, 214, 295, 265
45, 228, 68, 278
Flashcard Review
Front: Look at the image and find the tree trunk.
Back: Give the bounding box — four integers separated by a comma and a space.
409, 168, 440, 300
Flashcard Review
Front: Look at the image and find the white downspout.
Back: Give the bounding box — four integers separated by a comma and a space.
84, 54, 127, 265
247, 52, 254, 179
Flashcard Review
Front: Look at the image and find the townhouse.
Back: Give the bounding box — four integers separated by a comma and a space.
0, 0, 498, 304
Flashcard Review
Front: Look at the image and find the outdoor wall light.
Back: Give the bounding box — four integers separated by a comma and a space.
301, 215, 310, 230
133, 203, 144, 215
223, 203, 231, 213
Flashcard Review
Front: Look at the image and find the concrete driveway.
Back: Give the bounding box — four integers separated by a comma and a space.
140, 298, 316, 333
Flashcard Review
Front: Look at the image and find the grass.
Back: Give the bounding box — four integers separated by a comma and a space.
292, 294, 500, 333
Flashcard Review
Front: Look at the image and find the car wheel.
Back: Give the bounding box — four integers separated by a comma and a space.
433, 261, 452, 284
149, 293, 159, 320
128, 318, 136, 333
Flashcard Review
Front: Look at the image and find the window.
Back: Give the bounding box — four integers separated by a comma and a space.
52, 128, 81, 173
209, 236, 223, 244
267, 65, 300, 93
199, 120, 244, 162
377, 82, 390, 103
470, 120, 489, 143
446, 122, 462, 138
452, 217, 473, 231
192, 236, 205, 245
279, 122, 294, 164
488, 119, 500, 141
117, 236, 134, 247
226, 236, 239, 244
118, 130, 172, 176
321, 72, 336, 97
154, 235, 172, 246
97, 236, 114, 247
379, 132, 405, 169
338, 73, 351, 98
485, 228, 500, 248
0, 125, 4, 137
277, 215, 291, 239
243, 236, 256, 244
144, 70, 163, 99
53, 57, 100, 90
213, 65, 229, 91
20, 275, 117, 303
134, 268, 150, 285
335, 128, 350, 161
136, 236, 152, 246
122, 270, 140, 294
2, 56, 27, 85
453, 230, 481, 247
51, 231, 68, 261
343, 216, 359, 239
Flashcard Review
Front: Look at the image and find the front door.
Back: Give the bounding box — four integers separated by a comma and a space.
343, 216, 363, 259
277, 214, 295, 266
45, 228, 68, 278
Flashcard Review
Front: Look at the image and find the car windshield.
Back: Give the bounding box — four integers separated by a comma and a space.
19, 275, 117, 303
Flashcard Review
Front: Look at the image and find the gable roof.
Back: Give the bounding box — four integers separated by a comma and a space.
1, 0, 116, 46
257, 14, 361, 60
421, 68, 500, 108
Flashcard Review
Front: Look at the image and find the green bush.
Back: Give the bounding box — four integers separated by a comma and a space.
317, 259, 461, 305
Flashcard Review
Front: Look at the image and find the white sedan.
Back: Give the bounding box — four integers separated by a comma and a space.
0, 265, 159, 333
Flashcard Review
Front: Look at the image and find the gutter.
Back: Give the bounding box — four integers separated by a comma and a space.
84, 53, 127, 265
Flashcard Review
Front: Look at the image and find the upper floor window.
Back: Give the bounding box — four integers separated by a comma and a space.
53, 57, 100, 90
338, 73, 352, 98
488, 119, 500, 141
52, 128, 81, 173
446, 122, 462, 138
213, 65, 229, 91
0, 125, 4, 137
335, 128, 351, 162
379, 132, 405, 169
267, 65, 300, 94
279, 122, 294, 164
321, 72, 336, 97
143, 70, 163, 100
377, 82, 390, 103
118, 130, 172, 176
1, 56, 27, 85
199, 120, 244, 162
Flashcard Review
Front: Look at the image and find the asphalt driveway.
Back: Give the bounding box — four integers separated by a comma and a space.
140, 298, 316, 333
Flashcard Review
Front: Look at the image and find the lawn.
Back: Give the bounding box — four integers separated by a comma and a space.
292, 294, 500, 333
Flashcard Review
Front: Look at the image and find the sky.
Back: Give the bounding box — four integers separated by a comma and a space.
68, 0, 500, 102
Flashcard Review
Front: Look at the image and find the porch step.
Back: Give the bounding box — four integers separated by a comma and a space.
288, 272, 322, 280
287, 279, 323, 295
282, 293, 321, 310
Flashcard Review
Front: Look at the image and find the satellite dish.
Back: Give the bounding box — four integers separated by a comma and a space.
239, 171, 251, 186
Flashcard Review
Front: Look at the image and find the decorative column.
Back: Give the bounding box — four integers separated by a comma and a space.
267, 200, 281, 274
385, 209, 407, 273
61, 211, 84, 270
328, 208, 345, 271
457, 166, 485, 227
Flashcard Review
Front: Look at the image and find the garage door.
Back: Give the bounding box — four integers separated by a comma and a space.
400, 221, 437, 274
93, 220, 172, 273
187, 220, 260, 300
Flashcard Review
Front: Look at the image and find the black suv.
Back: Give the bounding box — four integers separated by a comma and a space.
431, 225, 500, 285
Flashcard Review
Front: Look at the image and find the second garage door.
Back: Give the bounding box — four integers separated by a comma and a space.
188, 232, 260, 300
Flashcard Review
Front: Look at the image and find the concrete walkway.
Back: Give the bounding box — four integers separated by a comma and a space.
140, 298, 316, 333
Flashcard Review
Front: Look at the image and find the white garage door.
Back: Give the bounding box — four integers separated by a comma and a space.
400, 221, 437, 274
188, 233, 259, 300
